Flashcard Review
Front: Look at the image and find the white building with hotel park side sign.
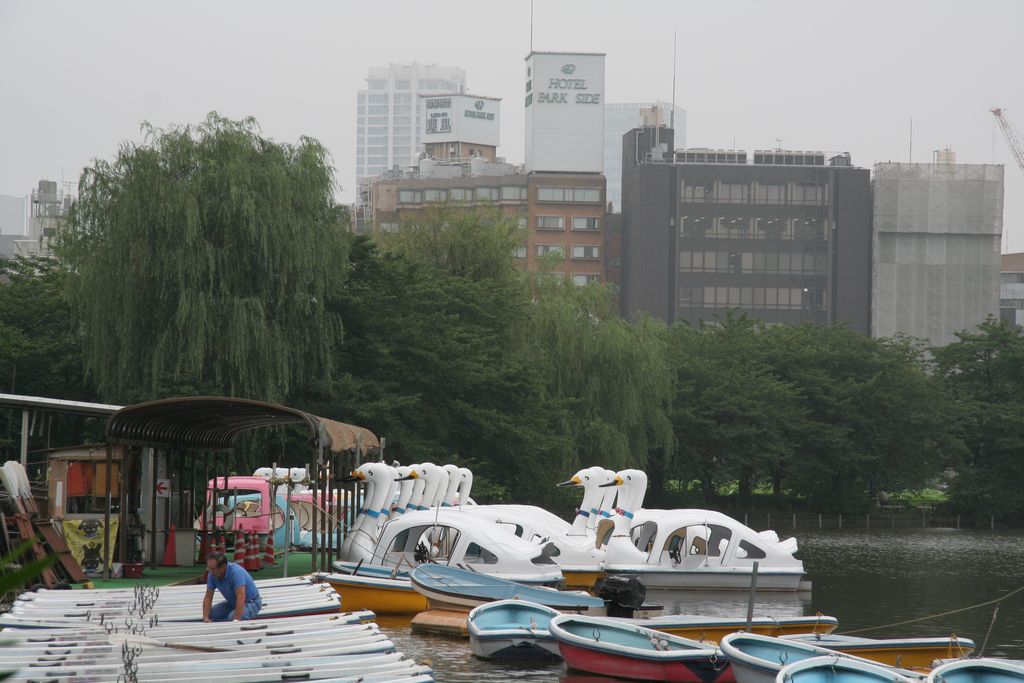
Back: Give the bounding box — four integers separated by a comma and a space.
524, 52, 606, 174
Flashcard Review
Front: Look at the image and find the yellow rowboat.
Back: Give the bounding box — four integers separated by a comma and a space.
783, 633, 976, 669
324, 572, 428, 616
640, 614, 839, 644
562, 569, 607, 592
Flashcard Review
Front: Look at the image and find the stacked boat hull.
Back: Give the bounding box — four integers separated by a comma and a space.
0, 577, 433, 682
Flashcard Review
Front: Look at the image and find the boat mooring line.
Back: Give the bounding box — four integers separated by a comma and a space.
840, 582, 1024, 635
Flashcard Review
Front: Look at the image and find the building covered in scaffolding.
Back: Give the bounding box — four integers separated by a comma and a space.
871, 155, 1004, 346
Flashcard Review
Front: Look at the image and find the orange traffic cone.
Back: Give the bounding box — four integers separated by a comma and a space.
161, 524, 178, 566
251, 533, 263, 571
244, 532, 257, 571
233, 530, 247, 565
263, 532, 276, 567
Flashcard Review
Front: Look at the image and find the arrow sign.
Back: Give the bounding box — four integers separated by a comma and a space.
155, 478, 171, 498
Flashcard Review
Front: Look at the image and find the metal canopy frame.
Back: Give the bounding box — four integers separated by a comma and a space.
101, 396, 379, 579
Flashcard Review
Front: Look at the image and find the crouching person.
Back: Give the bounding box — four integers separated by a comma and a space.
203, 550, 262, 622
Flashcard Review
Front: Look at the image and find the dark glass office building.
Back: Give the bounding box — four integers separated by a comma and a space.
621, 126, 872, 333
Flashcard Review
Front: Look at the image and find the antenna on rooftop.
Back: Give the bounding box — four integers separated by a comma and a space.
530, 0, 534, 52
670, 29, 677, 130
775, 138, 785, 151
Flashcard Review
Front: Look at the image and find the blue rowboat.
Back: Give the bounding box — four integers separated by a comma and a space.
468, 599, 561, 660
409, 564, 606, 613
778, 655, 919, 683
332, 560, 411, 579
548, 613, 734, 683
720, 633, 925, 683
926, 658, 1024, 683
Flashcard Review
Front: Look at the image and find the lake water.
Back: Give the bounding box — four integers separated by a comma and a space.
379, 529, 1024, 682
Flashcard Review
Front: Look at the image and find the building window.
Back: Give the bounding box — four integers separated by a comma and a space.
793, 182, 826, 205
536, 216, 565, 231
794, 218, 827, 241
368, 79, 387, 90
424, 189, 448, 202
572, 274, 601, 286
571, 245, 600, 260
537, 187, 601, 203
754, 183, 786, 204
536, 244, 564, 258
572, 217, 600, 231
514, 246, 527, 258
682, 182, 712, 202
449, 188, 471, 201
399, 190, 422, 203
377, 222, 399, 233
518, 216, 528, 229
501, 186, 527, 201
475, 187, 498, 201
716, 182, 748, 204
681, 216, 711, 237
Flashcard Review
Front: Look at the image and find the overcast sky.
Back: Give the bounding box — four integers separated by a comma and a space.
2, 1, 1022, 248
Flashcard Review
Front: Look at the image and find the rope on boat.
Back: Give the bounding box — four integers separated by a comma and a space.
978, 604, 1000, 657
840, 582, 1024, 635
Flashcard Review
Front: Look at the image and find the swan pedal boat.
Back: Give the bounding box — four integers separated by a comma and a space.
926, 658, 1024, 683
721, 632, 927, 683
468, 599, 561, 660
549, 613, 735, 683
410, 563, 606, 613
783, 634, 976, 669
321, 570, 428, 615
777, 655, 921, 683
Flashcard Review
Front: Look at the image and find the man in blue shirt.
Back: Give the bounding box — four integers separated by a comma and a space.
202, 550, 262, 622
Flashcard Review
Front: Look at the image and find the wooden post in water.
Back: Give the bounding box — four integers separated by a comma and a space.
792, 513, 796, 529
922, 511, 926, 529
744, 512, 748, 527
866, 513, 870, 529
991, 516, 995, 530
745, 561, 760, 631
838, 513, 842, 530
818, 513, 822, 529
766, 512, 771, 529
957, 515, 961, 530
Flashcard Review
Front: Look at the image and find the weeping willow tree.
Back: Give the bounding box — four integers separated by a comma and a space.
60, 113, 348, 403
527, 272, 675, 485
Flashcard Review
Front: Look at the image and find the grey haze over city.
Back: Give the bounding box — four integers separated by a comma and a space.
1, 0, 1022, 248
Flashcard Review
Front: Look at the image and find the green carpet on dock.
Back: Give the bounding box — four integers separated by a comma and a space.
75, 552, 317, 589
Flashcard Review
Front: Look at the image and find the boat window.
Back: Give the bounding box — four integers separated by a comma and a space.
464, 542, 499, 564
496, 521, 525, 537
390, 529, 410, 553
661, 530, 687, 565
414, 525, 461, 564
631, 521, 658, 553
595, 519, 615, 549
531, 542, 559, 565
706, 524, 733, 558
737, 539, 767, 559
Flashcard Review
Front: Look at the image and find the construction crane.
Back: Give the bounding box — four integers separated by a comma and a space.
991, 107, 1024, 174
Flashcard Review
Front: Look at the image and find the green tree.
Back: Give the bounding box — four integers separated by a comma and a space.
59, 113, 348, 404
0, 256, 97, 460
668, 314, 802, 507
302, 208, 565, 504
527, 273, 675, 499
933, 318, 1024, 518
764, 324, 954, 511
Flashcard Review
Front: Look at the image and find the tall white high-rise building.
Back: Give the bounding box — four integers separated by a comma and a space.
355, 63, 467, 182
604, 102, 686, 212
